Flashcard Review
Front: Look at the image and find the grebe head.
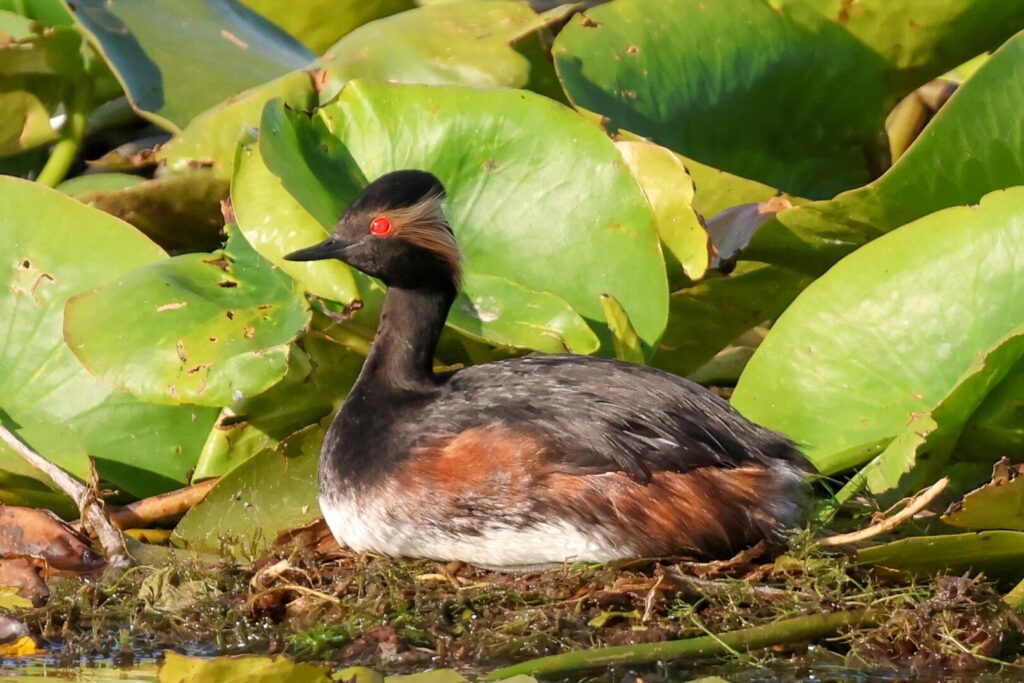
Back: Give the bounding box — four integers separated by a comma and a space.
284, 170, 462, 291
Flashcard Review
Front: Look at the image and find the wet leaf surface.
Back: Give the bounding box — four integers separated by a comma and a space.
65, 226, 311, 407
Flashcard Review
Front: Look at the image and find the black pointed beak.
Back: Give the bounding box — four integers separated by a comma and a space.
284, 238, 347, 262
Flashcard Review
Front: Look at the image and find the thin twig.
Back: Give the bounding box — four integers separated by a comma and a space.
108, 478, 219, 529
0, 424, 131, 568
485, 608, 877, 678
820, 477, 949, 546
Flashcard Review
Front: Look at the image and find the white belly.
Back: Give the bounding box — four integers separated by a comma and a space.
320, 489, 633, 568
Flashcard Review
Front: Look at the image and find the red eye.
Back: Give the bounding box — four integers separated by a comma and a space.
369, 216, 392, 236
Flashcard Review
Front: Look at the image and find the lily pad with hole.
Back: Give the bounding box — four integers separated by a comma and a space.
942, 460, 1024, 532
0, 177, 217, 498
191, 320, 364, 480
65, 226, 311, 407
173, 422, 323, 556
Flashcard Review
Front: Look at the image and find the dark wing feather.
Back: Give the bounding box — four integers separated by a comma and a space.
414, 355, 804, 482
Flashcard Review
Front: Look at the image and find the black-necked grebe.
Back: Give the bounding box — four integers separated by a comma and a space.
285, 170, 807, 569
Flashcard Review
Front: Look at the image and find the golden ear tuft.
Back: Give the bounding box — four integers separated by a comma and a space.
390, 192, 463, 290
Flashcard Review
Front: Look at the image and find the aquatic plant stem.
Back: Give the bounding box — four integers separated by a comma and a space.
485, 608, 878, 679
36, 84, 90, 188
109, 478, 219, 529
821, 476, 949, 546
0, 424, 132, 568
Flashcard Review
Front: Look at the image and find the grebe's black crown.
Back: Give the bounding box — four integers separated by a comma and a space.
284, 170, 462, 291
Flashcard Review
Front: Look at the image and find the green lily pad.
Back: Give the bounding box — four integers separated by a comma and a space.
240, 0, 414, 54
778, 0, 1024, 91
192, 320, 363, 479
859, 328, 1024, 496
616, 140, 709, 281
553, 0, 890, 198
653, 264, 812, 377
158, 651, 331, 683
64, 0, 313, 130
0, 177, 217, 498
749, 31, 1024, 273
857, 531, 1024, 580
319, 0, 568, 92
160, 70, 318, 179
554, 0, 1024, 199
173, 422, 323, 556
258, 82, 668, 352
450, 273, 600, 355
73, 170, 229, 253
65, 226, 311, 407
733, 188, 1024, 476
232, 136, 359, 304
943, 460, 1024, 532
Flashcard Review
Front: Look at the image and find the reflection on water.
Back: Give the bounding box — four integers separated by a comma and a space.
0, 661, 157, 681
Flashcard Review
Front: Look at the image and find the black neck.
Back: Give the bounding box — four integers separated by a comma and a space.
357, 284, 454, 391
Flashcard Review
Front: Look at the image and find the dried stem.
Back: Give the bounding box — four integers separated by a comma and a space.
820, 477, 949, 546
0, 424, 132, 568
108, 478, 219, 530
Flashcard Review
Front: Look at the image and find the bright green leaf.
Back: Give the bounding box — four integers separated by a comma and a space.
943, 460, 1024, 532
447, 273, 599, 355
160, 70, 318, 179
65, 226, 311, 407
0, 177, 217, 497
260, 82, 668, 352
600, 293, 643, 363
750, 32, 1024, 272
733, 188, 1024, 476
232, 135, 359, 304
